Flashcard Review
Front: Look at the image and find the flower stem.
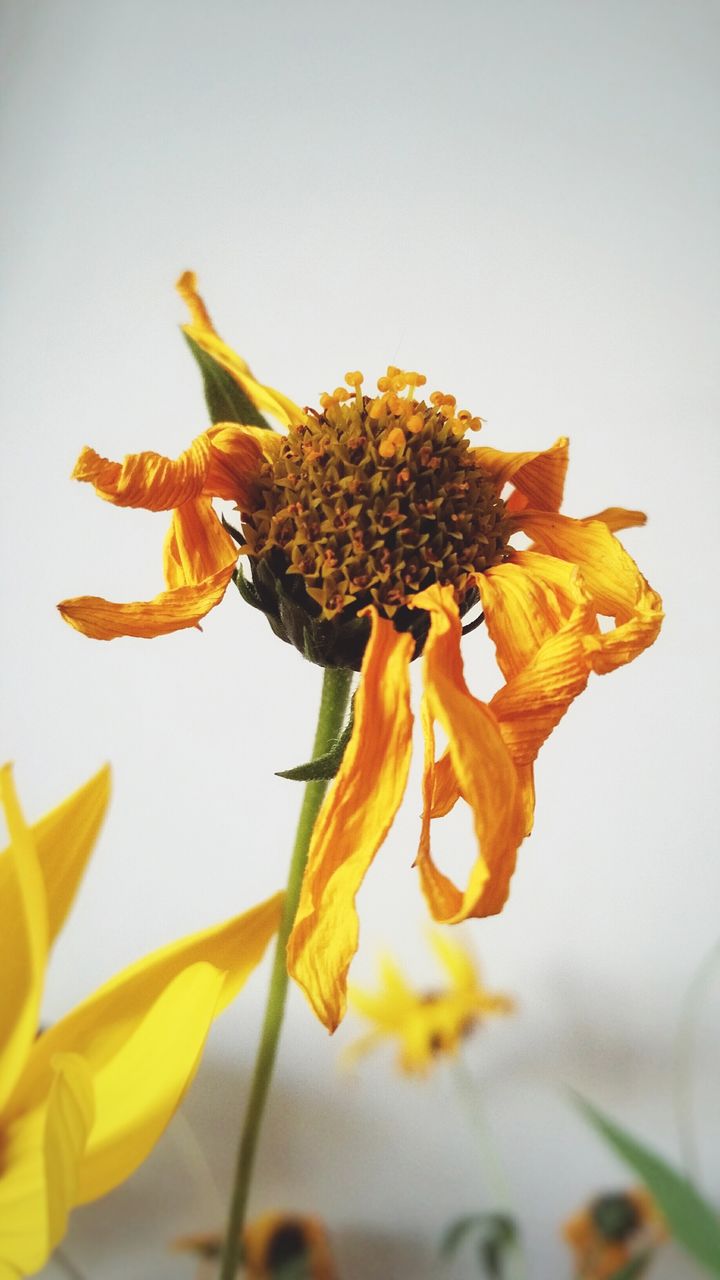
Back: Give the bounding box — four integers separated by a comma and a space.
218, 665, 353, 1280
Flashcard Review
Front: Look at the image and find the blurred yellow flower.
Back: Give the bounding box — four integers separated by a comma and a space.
59, 273, 663, 1032
347, 932, 513, 1076
0, 764, 282, 1278
563, 1189, 666, 1279
174, 1210, 338, 1279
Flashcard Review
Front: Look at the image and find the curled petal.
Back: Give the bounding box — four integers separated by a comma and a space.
17, 892, 283, 1115
472, 437, 569, 512
44, 1055, 95, 1252
409, 585, 526, 924
72, 436, 212, 511
287, 612, 414, 1031
478, 551, 589, 681
163, 498, 238, 589
177, 271, 305, 428
57, 561, 237, 640
518, 512, 663, 673
204, 422, 282, 504
0, 766, 47, 1116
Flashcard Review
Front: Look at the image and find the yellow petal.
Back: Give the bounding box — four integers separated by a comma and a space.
177, 271, 305, 429
287, 612, 414, 1031
472, 437, 569, 512
0, 1057, 92, 1276
75, 963, 224, 1203
204, 421, 283, 504
585, 507, 647, 532
71, 435, 212, 511
409, 585, 526, 924
478, 551, 590, 681
0, 766, 47, 1117
44, 1054, 95, 1252
16, 892, 283, 1115
0, 766, 111, 949
57, 560, 237, 640
427, 930, 478, 995
519, 512, 664, 674
162, 498, 238, 589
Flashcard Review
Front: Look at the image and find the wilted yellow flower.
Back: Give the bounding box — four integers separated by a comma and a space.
563, 1189, 666, 1279
347, 932, 513, 1076
174, 1210, 337, 1279
0, 764, 282, 1278
59, 274, 663, 1031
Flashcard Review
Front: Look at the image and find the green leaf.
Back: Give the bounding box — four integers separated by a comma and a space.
577, 1097, 720, 1275
276, 699, 355, 781
606, 1253, 654, 1280
182, 331, 272, 429
233, 562, 266, 613
440, 1213, 517, 1276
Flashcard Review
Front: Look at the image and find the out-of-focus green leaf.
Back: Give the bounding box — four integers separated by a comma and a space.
183, 331, 271, 429
577, 1097, 720, 1276
440, 1212, 518, 1276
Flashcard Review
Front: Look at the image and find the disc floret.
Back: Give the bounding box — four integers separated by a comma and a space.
242, 367, 510, 625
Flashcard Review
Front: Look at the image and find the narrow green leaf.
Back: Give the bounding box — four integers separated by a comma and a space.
276, 699, 355, 781
577, 1097, 720, 1275
233, 563, 266, 613
182, 331, 272, 429
440, 1214, 487, 1258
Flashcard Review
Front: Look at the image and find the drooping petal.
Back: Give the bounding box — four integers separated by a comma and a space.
57, 560, 237, 640
287, 611, 414, 1031
518, 512, 664, 673
204, 421, 283, 504
74, 963, 224, 1203
177, 271, 305, 429
472, 437, 569, 512
409, 585, 526, 924
0, 1108, 49, 1275
0, 767, 110, 952
0, 766, 48, 1117
71, 436, 212, 511
478, 551, 590, 681
44, 1055, 95, 1252
16, 892, 283, 1114
162, 498, 238, 589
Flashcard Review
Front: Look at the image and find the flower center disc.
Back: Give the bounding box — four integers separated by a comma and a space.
243, 369, 510, 622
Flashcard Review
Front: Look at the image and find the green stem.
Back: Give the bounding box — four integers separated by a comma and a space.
218, 665, 353, 1280
672, 937, 720, 1187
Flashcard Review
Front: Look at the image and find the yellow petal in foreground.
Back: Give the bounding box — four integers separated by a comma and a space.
0, 765, 111, 948
410, 585, 526, 924
57, 559, 237, 640
0, 767, 48, 1116
177, 271, 305, 429
17, 891, 284, 1114
44, 1055, 95, 1253
72, 437, 212, 511
472, 436, 569, 512
287, 611, 414, 1031
162, 497, 239, 590
520, 512, 664, 674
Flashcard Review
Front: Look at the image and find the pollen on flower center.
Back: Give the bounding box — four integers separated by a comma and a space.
241, 367, 510, 622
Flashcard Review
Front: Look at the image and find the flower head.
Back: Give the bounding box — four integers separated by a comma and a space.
174, 1210, 337, 1279
347, 931, 513, 1076
59, 274, 663, 1030
563, 1189, 666, 1279
0, 763, 282, 1277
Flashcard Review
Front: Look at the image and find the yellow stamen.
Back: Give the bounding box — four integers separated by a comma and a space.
379, 427, 406, 458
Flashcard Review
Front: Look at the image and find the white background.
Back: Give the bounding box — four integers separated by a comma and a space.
1, 1, 718, 1276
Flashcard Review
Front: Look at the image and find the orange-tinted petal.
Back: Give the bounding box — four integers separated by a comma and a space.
71, 436, 212, 511
586, 507, 647, 532
518, 512, 663, 674
287, 612, 414, 1031
409, 585, 526, 924
478, 551, 589, 682
472, 437, 569, 512
57, 561, 236, 640
162, 498, 238, 589
177, 271, 305, 429
204, 422, 282, 504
